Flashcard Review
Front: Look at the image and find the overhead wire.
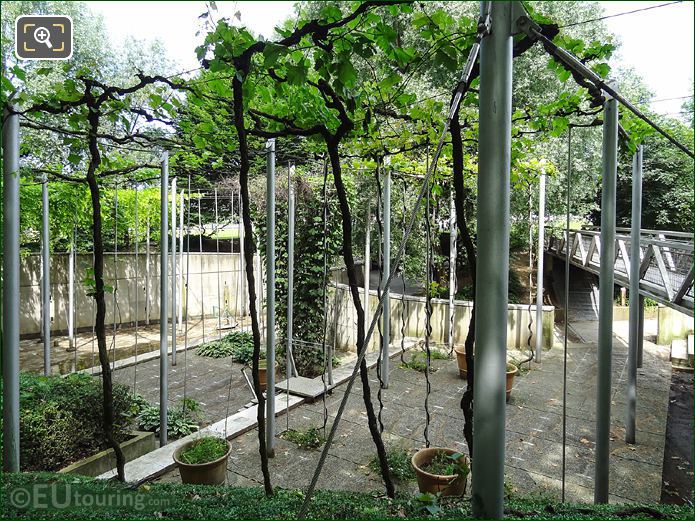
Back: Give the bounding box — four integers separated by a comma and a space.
558, 1, 683, 29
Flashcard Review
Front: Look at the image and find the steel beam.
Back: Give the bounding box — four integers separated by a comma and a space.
2, 107, 21, 471
472, 1, 512, 517
159, 152, 169, 446
626, 145, 642, 444
595, 95, 619, 504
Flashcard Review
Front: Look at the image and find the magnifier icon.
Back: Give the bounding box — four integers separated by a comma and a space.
34, 26, 52, 48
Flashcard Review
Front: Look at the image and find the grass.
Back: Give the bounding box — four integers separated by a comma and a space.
178, 437, 228, 465
4, 472, 692, 520
368, 447, 416, 482
279, 428, 325, 449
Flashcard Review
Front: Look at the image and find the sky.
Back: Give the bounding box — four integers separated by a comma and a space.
85, 0, 694, 118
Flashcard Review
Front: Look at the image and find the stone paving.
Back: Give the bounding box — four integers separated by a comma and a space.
154, 318, 672, 505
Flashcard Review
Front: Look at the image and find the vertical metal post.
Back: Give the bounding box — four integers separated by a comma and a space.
637, 296, 644, 368
145, 217, 151, 325
363, 200, 371, 312
2, 107, 20, 471
41, 171, 51, 375
472, 2, 512, 518
111, 186, 118, 368
159, 152, 169, 447
594, 94, 619, 504
626, 145, 642, 444
198, 197, 205, 342
239, 192, 246, 316
214, 188, 222, 339
134, 188, 140, 390
265, 139, 276, 457
286, 163, 297, 378
178, 189, 185, 331
171, 179, 177, 365
448, 189, 457, 351
535, 169, 546, 362
381, 164, 391, 388
68, 226, 75, 351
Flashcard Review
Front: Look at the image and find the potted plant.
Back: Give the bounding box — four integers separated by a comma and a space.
411, 447, 470, 496
453, 345, 468, 378
506, 362, 519, 402
173, 436, 231, 485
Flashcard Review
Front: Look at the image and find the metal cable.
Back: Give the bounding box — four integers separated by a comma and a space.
373, 166, 386, 434
198, 197, 206, 344
423, 183, 433, 448
562, 126, 572, 502
320, 161, 330, 433
111, 186, 119, 369
183, 176, 192, 415
399, 178, 408, 363
298, 33, 481, 517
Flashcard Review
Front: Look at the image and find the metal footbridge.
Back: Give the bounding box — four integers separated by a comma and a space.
546, 227, 693, 317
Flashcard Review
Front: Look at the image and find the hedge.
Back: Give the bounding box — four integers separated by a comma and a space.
2, 473, 693, 520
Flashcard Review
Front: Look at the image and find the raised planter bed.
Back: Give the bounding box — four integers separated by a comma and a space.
59, 431, 155, 477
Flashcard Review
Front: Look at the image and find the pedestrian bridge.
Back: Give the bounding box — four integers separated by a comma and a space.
545, 227, 693, 317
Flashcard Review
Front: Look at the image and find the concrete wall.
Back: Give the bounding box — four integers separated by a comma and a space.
657, 305, 694, 345
20, 252, 254, 337
328, 283, 555, 353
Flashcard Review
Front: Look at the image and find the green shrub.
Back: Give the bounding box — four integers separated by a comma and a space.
136, 398, 202, 439
178, 437, 228, 464
399, 349, 447, 373
368, 447, 416, 482
17, 373, 135, 472
197, 332, 259, 364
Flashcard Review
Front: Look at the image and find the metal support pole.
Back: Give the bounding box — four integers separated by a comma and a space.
381, 165, 391, 388
265, 139, 276, 457
472, 2, 512, 518
111, 186, 118, 368
68, 227, 75, 351
637, 296, 644, 368
159, 152, 169, 446
214, 188, 222, 339
286, 163, 297, 378
594, 94, 619, 504
239, 193, 246, 316
2, 107, 21, 471
198, 197, 205, 342
145, 218, 151, 325
171, 179, 177, 365
134, 189, 140, 389
448, 189, 457, 351
363, 200, 371, 312
41, 171, 51, 375
535, 170, 546, 362
626, 145, 643, 444
178, 189, 185, 332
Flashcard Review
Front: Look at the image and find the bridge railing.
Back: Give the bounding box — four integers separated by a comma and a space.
546, 228, 693, 316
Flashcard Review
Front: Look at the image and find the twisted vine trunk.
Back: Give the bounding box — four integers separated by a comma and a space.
451, 112, 476, 457
85, 104, 125, 481
232, 76, 273, 496
325, 139, 395, 498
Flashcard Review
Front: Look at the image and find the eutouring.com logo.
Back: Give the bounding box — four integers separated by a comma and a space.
7, 483, 171, 512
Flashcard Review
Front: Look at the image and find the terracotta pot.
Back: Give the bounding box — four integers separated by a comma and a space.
411, 447, 469, 496
453, 345, 469, 378
173, 439, 231, 485
506, 363, 518, 402
258, 360, 278, 392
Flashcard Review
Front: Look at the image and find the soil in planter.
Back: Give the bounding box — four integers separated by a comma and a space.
178, 437, 228, 464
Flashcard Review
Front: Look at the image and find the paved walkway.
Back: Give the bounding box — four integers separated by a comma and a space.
154, 319, 671, 504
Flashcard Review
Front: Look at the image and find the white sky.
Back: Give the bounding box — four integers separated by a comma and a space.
85, 0, 694, 117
